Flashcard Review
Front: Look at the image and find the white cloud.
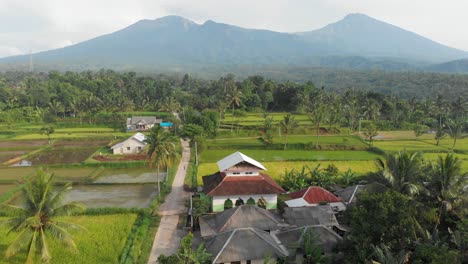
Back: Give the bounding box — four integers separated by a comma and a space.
0, 46, 24, 57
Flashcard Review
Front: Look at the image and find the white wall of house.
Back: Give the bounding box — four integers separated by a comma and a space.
112, 138, 146, 154
212, 194, 277, 212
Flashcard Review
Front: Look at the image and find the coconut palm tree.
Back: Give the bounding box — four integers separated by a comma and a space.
0, 169, 85, 264
428, 154, 467, 228
145, 126, 179, 196
446, 118, 466, 151
280, 113, 298, 150
370, 244, 409, 264
375, 151, 423, 196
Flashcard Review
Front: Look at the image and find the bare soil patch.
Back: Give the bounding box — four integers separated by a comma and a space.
93, 154, 147, 162
0, 140, 47, 148
53, 140, 110, 147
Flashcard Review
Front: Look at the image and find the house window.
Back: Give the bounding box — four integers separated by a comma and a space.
127, 147, 131, 151
137, 146, 142, 151
235, 198, 244, 206
247, 261, 251, 264
224, 198, 233, 210
232, 172, 240, 175
257, 197, 266, 209
245, 172, 252, 175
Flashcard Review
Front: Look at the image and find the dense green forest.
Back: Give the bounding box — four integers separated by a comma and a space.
1, 70, 467, 135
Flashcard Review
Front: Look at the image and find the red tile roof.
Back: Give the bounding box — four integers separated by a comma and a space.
288, 187, 342, 204
203, 172, 284, 196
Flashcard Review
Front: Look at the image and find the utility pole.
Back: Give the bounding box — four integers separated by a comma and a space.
29, 50, 34, 73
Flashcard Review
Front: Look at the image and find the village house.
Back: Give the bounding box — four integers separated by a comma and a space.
126, 116, 162, 131
199, 205, 344, 263
204, 227, 289, 264
202, 152, 284, 212
110, 132, 146, 154
285, 186, 346, 211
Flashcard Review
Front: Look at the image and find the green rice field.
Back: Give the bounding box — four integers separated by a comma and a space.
0, 214, 138, 264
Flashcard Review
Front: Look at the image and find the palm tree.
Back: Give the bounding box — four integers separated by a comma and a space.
375, 151, 423, 196
145, 126, 179, 196
0, 169, 85, 264
446, 118, 466, 151
308, 102, 326, 149
280, 113, 298, 150
370, 244, 409, 264
428, 154, 467, 227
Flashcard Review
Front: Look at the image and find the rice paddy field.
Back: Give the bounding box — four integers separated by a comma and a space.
194, 129, 468, 187
0, 214, 138, 264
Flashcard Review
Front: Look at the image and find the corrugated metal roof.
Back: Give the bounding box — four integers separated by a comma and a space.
217, 151, 266, 172
110, 132, 146, 149
132, 132, 146, 142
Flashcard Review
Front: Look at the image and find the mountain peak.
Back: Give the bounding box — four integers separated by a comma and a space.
344, 13, 373, 20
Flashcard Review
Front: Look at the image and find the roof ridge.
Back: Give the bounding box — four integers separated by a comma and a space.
212, 229, 237, 263
206, 173, 228, 196
218, 206, 240, 232
251, 228, 288, 256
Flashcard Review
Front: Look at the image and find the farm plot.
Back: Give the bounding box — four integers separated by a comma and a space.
374, 130, 434, 140
0, 184, 16, 196
373, 140, 447, 152
200, 150, 381, 163
53, 139, 110, 148
0, 167, 36, 182
0, 140, 48, 149
422, 138, 468, 152
26, 148, 98, 165
93, 168, 163, 184
196, 160, 377, 185
0, 214, 137, 264
0, 150, 29, 163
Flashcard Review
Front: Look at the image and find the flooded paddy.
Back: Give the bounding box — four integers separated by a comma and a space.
94, 168, 166, 183
26, 148, 97, 165
63, 184, 158, 208
9, 184, 158, 208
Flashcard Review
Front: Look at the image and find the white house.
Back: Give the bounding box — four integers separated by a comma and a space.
110, 132, 147, 154
285, 187, 346, 212
202, 152, 284, 212
126, 116, 162, 131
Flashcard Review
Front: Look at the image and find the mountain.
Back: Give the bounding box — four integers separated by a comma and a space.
427, 59, 468, 73
298, 13, 468, 63
1, 14, 468, 73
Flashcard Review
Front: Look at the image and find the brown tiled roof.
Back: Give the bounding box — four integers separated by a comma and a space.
288, 187, 342, 204
203, 172, 284, 196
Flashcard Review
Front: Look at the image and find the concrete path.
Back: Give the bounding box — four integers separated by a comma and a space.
147, 139, 190, 263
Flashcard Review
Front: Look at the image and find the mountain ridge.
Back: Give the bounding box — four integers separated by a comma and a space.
1, 14, 468, 73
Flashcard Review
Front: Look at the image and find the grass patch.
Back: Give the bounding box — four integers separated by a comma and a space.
375, 130, 434, 140
0, 214, 138, 264
0, 168, 36, 182
373, 140, 447, 152
196, 160, 377, 186
200, 150, 381, 163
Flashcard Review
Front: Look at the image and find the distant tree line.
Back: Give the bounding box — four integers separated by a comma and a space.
0, 70, 466, 136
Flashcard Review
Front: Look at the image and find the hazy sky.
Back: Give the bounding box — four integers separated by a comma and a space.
1, 0, 467, 58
